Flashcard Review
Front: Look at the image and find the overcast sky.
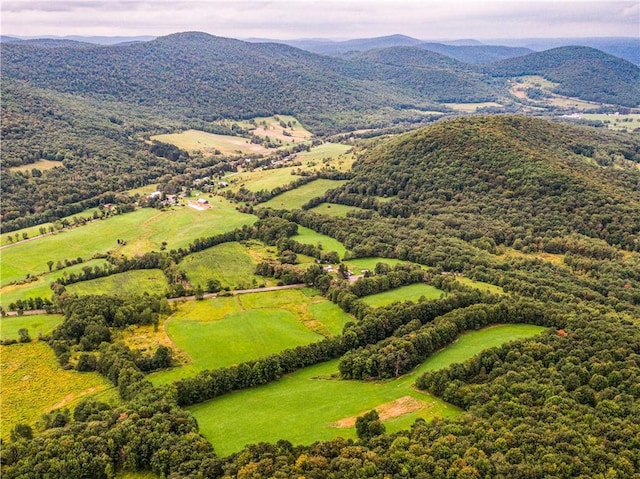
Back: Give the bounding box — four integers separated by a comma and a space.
2, 0, 638, 40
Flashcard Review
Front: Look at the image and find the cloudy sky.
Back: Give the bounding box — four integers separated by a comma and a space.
2, 0, 638, 40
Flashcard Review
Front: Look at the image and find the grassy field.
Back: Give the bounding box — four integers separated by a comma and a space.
455, 276, 505, 295
250, 115, 314, 144
148, 289, 352, 385
224, 143, 354, 193
8, 159, 63, 173
1, 199, 255, 286
344, 257, 415, 274
0, 314, 64, 341
579, 113, 640, 132
65, 269, 169, 297
360, 283, 446, 308
180, 241, 276, 290
259, 179, 349, 210
1, 341, 116, 440
444, 102, 503, 112
190, 323, 546, 456
0, 259, 109, 308
291, 225, 347, 259
151, 129, 270, 156
309, 203, 367, 217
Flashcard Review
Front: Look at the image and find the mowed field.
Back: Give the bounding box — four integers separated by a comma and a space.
148, 289, 353, 385
65, 269, 169, 297
360, 283, 446, 308
291, 225, 347, 259
190, 323, 547, 456
309, 202, 368, 217
344, 257, 418, 274
151, 129, 270, 156
1, 342, 116, 440
180, 241, 276, 290
259, 179, 349, 210
0, 314, 64, 341
0, 259, 109, 308
224, 143, 354, 193
1, 198, 255, 286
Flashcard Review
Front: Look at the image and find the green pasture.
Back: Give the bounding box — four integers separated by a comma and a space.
149, 289, 352, 385
360, 283, 445, 308
291, 225, 347, 259
65, 269, 169, 297
180, 241, 275, 290
249, 115, 314, 144
151, 129, 270, 156
1, 341, 115, 441
190, 323, 546, 456
579, 113, 640, 131
0, 314, 64, 341
344, 257, 414, 274
8, 159, 63, 173
1, 199, 255, 286
0, 259, 109, 308
309, 203, 367, 217
455, 276, 505, 295
259, 179, 349, 210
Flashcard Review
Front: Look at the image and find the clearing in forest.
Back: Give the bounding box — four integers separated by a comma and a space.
360, 283, 446, 308
258, 179, 349, 210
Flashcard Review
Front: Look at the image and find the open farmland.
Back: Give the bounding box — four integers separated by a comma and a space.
0, 314, 64, 341
309, 202, 368, 217
360, 283, 446, 307
151, 129, 270, 156
259, 179, 349, 210
344, 257, 415, 274
149, 289, 353, 385
190, 323, 546, 456
291, 225, 347, 259
65, 269, 169, 297
1, 198, 255, 286
180, 240, 276, 290
1, 342, 116, 440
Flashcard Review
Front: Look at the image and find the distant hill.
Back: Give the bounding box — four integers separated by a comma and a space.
416, 42, 533, 64
487, 46, 640, 107
270, 34, 424, 55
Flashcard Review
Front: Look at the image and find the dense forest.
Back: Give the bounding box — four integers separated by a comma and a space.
2, 114, 640, 478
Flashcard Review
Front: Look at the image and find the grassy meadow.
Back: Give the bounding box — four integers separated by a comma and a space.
291, 225, 347, 259
344, 257, 415, 274
190, 323, 546, 456
65, 269, 169, 297
455, 276, 505, 295
180, 241, 276, 290
1, 198, 255, 286
148, 289, 353, 385
1, 341, 116, 440
8, 159, 63, 173
0, 259, 109, 308
360, 283, 446, 308
0, 314, 64, 341
259, 179, 349, 210
309, 202, 367, 217
151, 130, 270, 156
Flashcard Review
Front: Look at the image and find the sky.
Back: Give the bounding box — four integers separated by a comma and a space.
1, 0, 638, 40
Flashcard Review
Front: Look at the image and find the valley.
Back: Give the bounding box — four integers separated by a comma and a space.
1, 30, 639, 479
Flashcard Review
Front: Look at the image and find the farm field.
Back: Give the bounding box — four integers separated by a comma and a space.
180, 240, 276, 290
578, 113, 640, 131
1, 198, 255, 286
360, 283, 446, 308
1, 341, 116, 440
291, 225, 347, 259
344, 257, 416, 274
0, 314, 64, 341
149, 289, 353, 385
190, 323, 546, 456
455, 276, 505, 295
65, 269, 169, 297
309, 202, 368, 217
223, 143, 353, 193
249, 115, 314, 143
151, 129, 270, 156
8, 159, 63, 173
0, 259, 109, 308
259, 179, 349, 210
444, 102, 503, 112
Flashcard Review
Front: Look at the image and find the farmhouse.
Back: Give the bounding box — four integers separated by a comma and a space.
197, 198, 209, 205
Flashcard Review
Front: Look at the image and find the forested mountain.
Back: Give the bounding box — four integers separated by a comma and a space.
488, 46, 640, 107
337, 116, 640, 250
278, 34, 425, 55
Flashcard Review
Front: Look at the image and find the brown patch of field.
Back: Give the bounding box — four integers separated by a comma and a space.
331, 396, 430, 428
9, 159, 63, 172
120, 322, 190, 365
